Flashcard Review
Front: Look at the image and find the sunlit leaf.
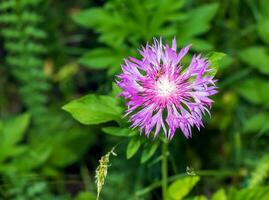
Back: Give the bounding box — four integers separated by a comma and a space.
75, 192, 95, 200
212, 189, 227, 200
62, 94, 122, 125
228, 186, 269, 200
168, 176, 200, 200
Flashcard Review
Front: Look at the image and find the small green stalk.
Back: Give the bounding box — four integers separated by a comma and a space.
162, 140, 168, 199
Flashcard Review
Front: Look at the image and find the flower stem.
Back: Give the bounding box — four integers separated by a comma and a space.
162, 140, 168, 199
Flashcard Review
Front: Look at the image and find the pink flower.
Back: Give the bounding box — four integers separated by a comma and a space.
117, 38, 217, 139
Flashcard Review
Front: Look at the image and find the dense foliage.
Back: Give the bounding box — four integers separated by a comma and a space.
0, 0, 269, 199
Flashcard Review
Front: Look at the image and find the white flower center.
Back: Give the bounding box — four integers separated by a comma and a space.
156, 77, 176, 97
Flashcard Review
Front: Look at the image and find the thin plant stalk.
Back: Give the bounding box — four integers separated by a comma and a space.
162, 140, 168, 199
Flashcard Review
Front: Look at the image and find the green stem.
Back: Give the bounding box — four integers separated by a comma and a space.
162, 140, 168, 200
136, 169, 238, 197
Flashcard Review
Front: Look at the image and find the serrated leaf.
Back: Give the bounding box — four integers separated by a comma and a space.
141, 141, 159, 163
168, 176, 200, 200
62, 94, 122, 125
126, 138, 141, 159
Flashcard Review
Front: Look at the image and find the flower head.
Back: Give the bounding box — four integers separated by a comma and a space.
117, 38, 217, 139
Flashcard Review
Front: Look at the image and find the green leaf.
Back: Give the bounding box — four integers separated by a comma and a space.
102, 127, 135, 137
79, 48, 123, 69
235, 78, 269, 107
191, 38, 214, 51
72, 8, 108, 28
141, 141, 159, 163
258, 19, 269, 45
228, 186, 269, 200
239, 47, 269, 75
0, 113, 30, 148
4, 144, 52, 172
54, 63, 79, 81
243, 112, 269, 133
260, 0, 269, 18
126, 138, 141, 159
248, 154, 269, 187
212, 189, 227, 200
49, 128, 95, 167
177, 3, 219, 40
75, 192, 95, 200
191, 195, 207, 200
62, 94, 122, 125
208, 52, 226, 77
168, 176, 200, 200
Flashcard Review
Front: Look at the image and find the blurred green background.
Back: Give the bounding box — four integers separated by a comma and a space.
0, 0, 269, 199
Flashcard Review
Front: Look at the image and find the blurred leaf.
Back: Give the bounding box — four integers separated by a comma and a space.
62, 94, 122, 125
191, 38, 213, 51
72, 8, 107, 28
79, 48, 123, 69
53, 63, 79, 81
102, 127, 134, 137
243, 112, 269, 133
6, 145, 28, 157
141, 141, 159, 163
191, 195, 207, 200
0, 114, 30, 162
248, 154, 269, 187
75, 191, 95, 200
177, 3, 219, 40
260, 0, 269, 18
258, 19, 269, 45
126, 138, 141, 159
235, 78, 269, 107
212, 189, 227, 200
168, 176, 200, 200
1, 113, 30, 147
49, 129, 94, 167
2, 144, 52, 172
239, 47, 269, 75
228, 186, 269, 200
